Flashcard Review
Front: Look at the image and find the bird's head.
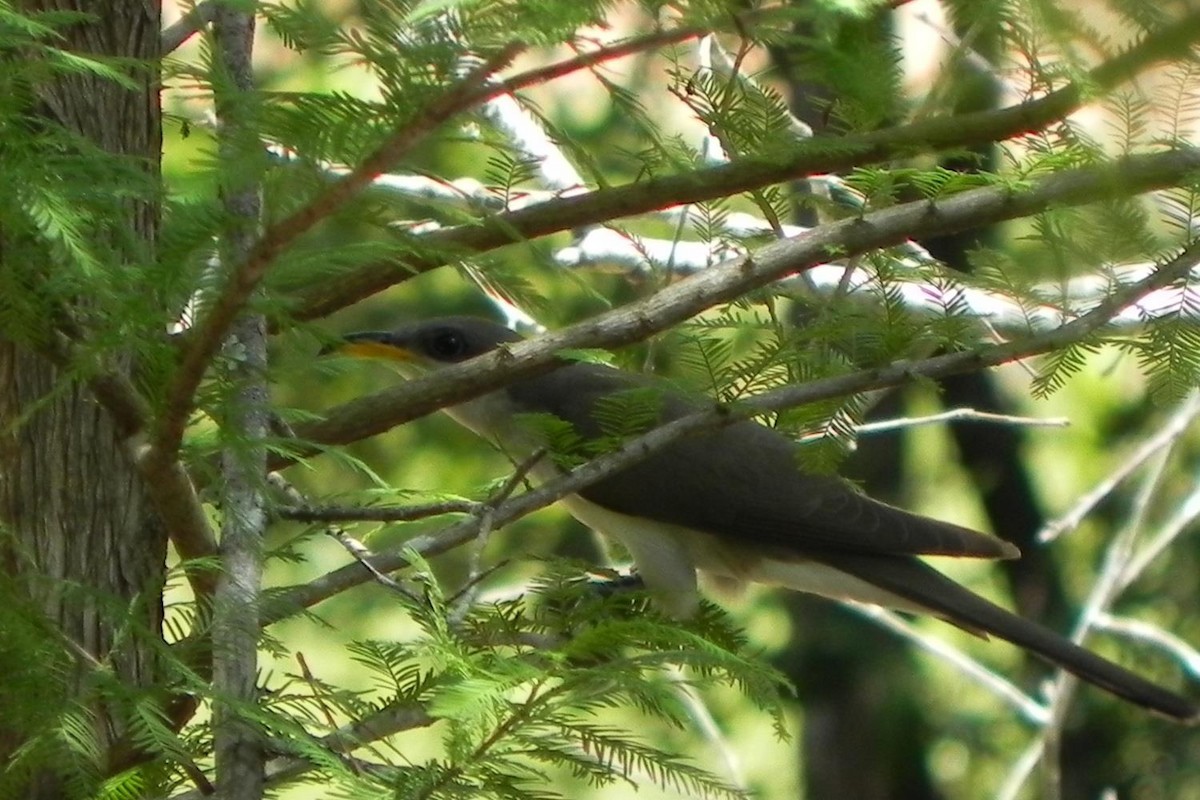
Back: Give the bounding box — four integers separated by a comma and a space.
329, 316, 523, 376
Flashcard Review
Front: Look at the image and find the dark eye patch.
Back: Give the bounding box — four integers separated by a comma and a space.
425, 328, 469, 360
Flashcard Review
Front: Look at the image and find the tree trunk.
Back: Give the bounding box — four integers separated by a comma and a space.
0, 1, 162, 796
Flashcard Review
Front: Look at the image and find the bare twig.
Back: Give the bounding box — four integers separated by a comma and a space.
327, 527, 424, 604
795, 406, 1069, 448
290, 131, 1200, 325
552, 228, 1200, 334
1000, 414, 1189, 797
450, 448, 546, 620
294, 653, 357, 774
1119, 477, 1200, 591
1039, 391, 1200, 542
1093, 613, 1200, 679
277, 500, 479, 523
847, 407, 1070, 437
162, 1, 217, 54
996, 739, 1051, 800
477, 93, 584, 196
499, 23, 711, 95
909, 10, 1016, 117
663, 665, 749, 790
268, 473, 432, 601
850, 604, 1050, 725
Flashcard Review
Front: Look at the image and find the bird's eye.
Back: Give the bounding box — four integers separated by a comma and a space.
425, 329, 469, 360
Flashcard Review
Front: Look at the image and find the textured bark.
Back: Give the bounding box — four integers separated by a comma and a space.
0, 0, 162, 796
210, 6, 268, 796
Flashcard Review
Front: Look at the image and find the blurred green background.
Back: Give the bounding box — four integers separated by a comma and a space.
159, 1, 1200, 797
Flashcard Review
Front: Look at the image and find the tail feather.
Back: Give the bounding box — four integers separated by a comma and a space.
820, 552, 1198, 723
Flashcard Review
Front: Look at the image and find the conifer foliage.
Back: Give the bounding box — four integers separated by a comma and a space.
2, 1, 1199, 799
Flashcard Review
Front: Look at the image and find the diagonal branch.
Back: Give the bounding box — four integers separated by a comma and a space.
266, 238, 1200, 620
162, 1, 217, 54
168, 701, 434, 800
40, 331, 219, 599
503, 23, 710, 93
278, 148, 1200, 469
287, 10, 1200, 321
155, 45, 523, 461
850, 603, 1050, 725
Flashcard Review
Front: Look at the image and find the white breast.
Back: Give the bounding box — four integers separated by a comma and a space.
559, 494, 929, 618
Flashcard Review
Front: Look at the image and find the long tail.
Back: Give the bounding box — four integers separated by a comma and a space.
819, 552, 1198, 723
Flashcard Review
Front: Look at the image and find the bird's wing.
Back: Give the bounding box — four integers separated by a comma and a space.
506, 363, 1197, 721
507, 362, 1017, 561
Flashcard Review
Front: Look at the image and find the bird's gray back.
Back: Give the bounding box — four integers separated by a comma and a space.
505, 362, 1016, 561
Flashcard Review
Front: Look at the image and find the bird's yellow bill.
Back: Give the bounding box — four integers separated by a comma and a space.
337, 341, 416, 362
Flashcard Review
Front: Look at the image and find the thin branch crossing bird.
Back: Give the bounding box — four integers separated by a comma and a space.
333, 316, 1198, 722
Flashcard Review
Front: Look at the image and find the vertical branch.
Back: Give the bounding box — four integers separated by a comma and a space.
210, 3, 267, 799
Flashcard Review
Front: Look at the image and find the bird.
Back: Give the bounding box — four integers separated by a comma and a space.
332, 315, 1198, 722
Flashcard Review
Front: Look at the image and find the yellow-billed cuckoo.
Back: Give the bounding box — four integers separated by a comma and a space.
336, 315, 1197, 722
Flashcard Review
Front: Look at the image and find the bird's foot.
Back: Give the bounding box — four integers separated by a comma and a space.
582, 567, 645, 596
